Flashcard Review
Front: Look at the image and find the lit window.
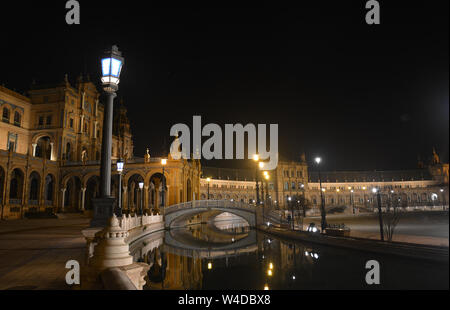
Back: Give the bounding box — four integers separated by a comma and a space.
2, 107, 10, 122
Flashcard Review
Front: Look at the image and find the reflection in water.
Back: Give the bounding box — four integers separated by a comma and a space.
133, 216, 448, 290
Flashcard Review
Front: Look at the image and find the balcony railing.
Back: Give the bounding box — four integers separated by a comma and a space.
9, 199, 22, 205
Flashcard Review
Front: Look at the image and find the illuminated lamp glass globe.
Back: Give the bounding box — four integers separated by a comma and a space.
101, 45, 124, 92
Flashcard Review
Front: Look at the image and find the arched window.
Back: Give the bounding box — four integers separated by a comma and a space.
30, 178, 39, 200
66, 142, 72, 160
14, 111, 21, 126
2, 107, 10, 122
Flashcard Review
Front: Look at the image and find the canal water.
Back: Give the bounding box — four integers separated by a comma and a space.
133, 214, 448, 290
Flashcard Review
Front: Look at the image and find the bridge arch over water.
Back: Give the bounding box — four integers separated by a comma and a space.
164, 200, 257, 229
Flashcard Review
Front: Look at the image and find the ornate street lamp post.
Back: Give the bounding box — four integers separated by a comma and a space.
116, 159, 124, 216
252, 154, 261, 205
288, 196, 295, 231
206, 177, 211, 200
373, 187, 384, 241
91, 45, 124, 227
315, 157, 327, 232
348, 187, 354, 214
263, 173, 269, 221
258, 162, 264, 205
300, 183, 306, 218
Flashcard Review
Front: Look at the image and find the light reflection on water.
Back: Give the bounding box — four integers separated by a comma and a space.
134, 216, 448, 290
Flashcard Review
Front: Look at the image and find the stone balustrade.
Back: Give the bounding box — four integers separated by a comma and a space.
82, 213, 164, 290
118, 213, 163, 231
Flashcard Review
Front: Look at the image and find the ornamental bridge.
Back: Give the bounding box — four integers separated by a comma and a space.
163, 199, 257, 229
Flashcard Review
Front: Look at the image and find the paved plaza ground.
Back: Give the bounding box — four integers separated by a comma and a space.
304, 211, 449, 246
0, 216, 90, 290
0, 211, 447, 290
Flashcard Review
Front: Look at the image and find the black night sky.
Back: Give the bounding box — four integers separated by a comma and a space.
1, 1, 448, 171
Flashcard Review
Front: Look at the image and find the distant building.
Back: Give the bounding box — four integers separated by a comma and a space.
200, 153, 449, 214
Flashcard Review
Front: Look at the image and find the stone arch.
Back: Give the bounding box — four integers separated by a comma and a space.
28, 171, 41, 202
35, 136, 52, 160
62, 172, 83, 188
44, 174, 55, 204
65, 176, 82, 211
124, 170, 146, 185
127, 173, 145, 213
147, 172, 167, 212
85, 175, 100, 210
82, 172, 100, 188
9, 168, 24, 202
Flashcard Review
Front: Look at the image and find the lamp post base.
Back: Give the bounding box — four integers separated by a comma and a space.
90, 197, 116, 228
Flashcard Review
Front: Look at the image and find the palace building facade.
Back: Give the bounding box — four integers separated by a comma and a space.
200, 152, 449, 214
0, 78, 448, 220
0, 79, 201, 219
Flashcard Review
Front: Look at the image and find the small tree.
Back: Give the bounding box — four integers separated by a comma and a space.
383, 203, 402, 242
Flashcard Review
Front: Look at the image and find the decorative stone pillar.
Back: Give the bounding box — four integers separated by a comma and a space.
32, 143, 37, 157
61, 188, 66, 212
144, 185, 149, 212
49, 142, 54, 161
81, 187, 86, 211
80, 115, 85, 133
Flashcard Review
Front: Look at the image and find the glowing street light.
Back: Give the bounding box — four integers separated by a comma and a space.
91, 45, 125, 227
116, 159, 124, 216
207, 262, 212, 270
206, 177, 211, 200
315, 156, 326, 231
252, 154, 261, 205
101, 45, 124, 91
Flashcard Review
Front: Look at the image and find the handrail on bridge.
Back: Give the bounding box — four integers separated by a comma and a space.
164, 199, 255, 214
